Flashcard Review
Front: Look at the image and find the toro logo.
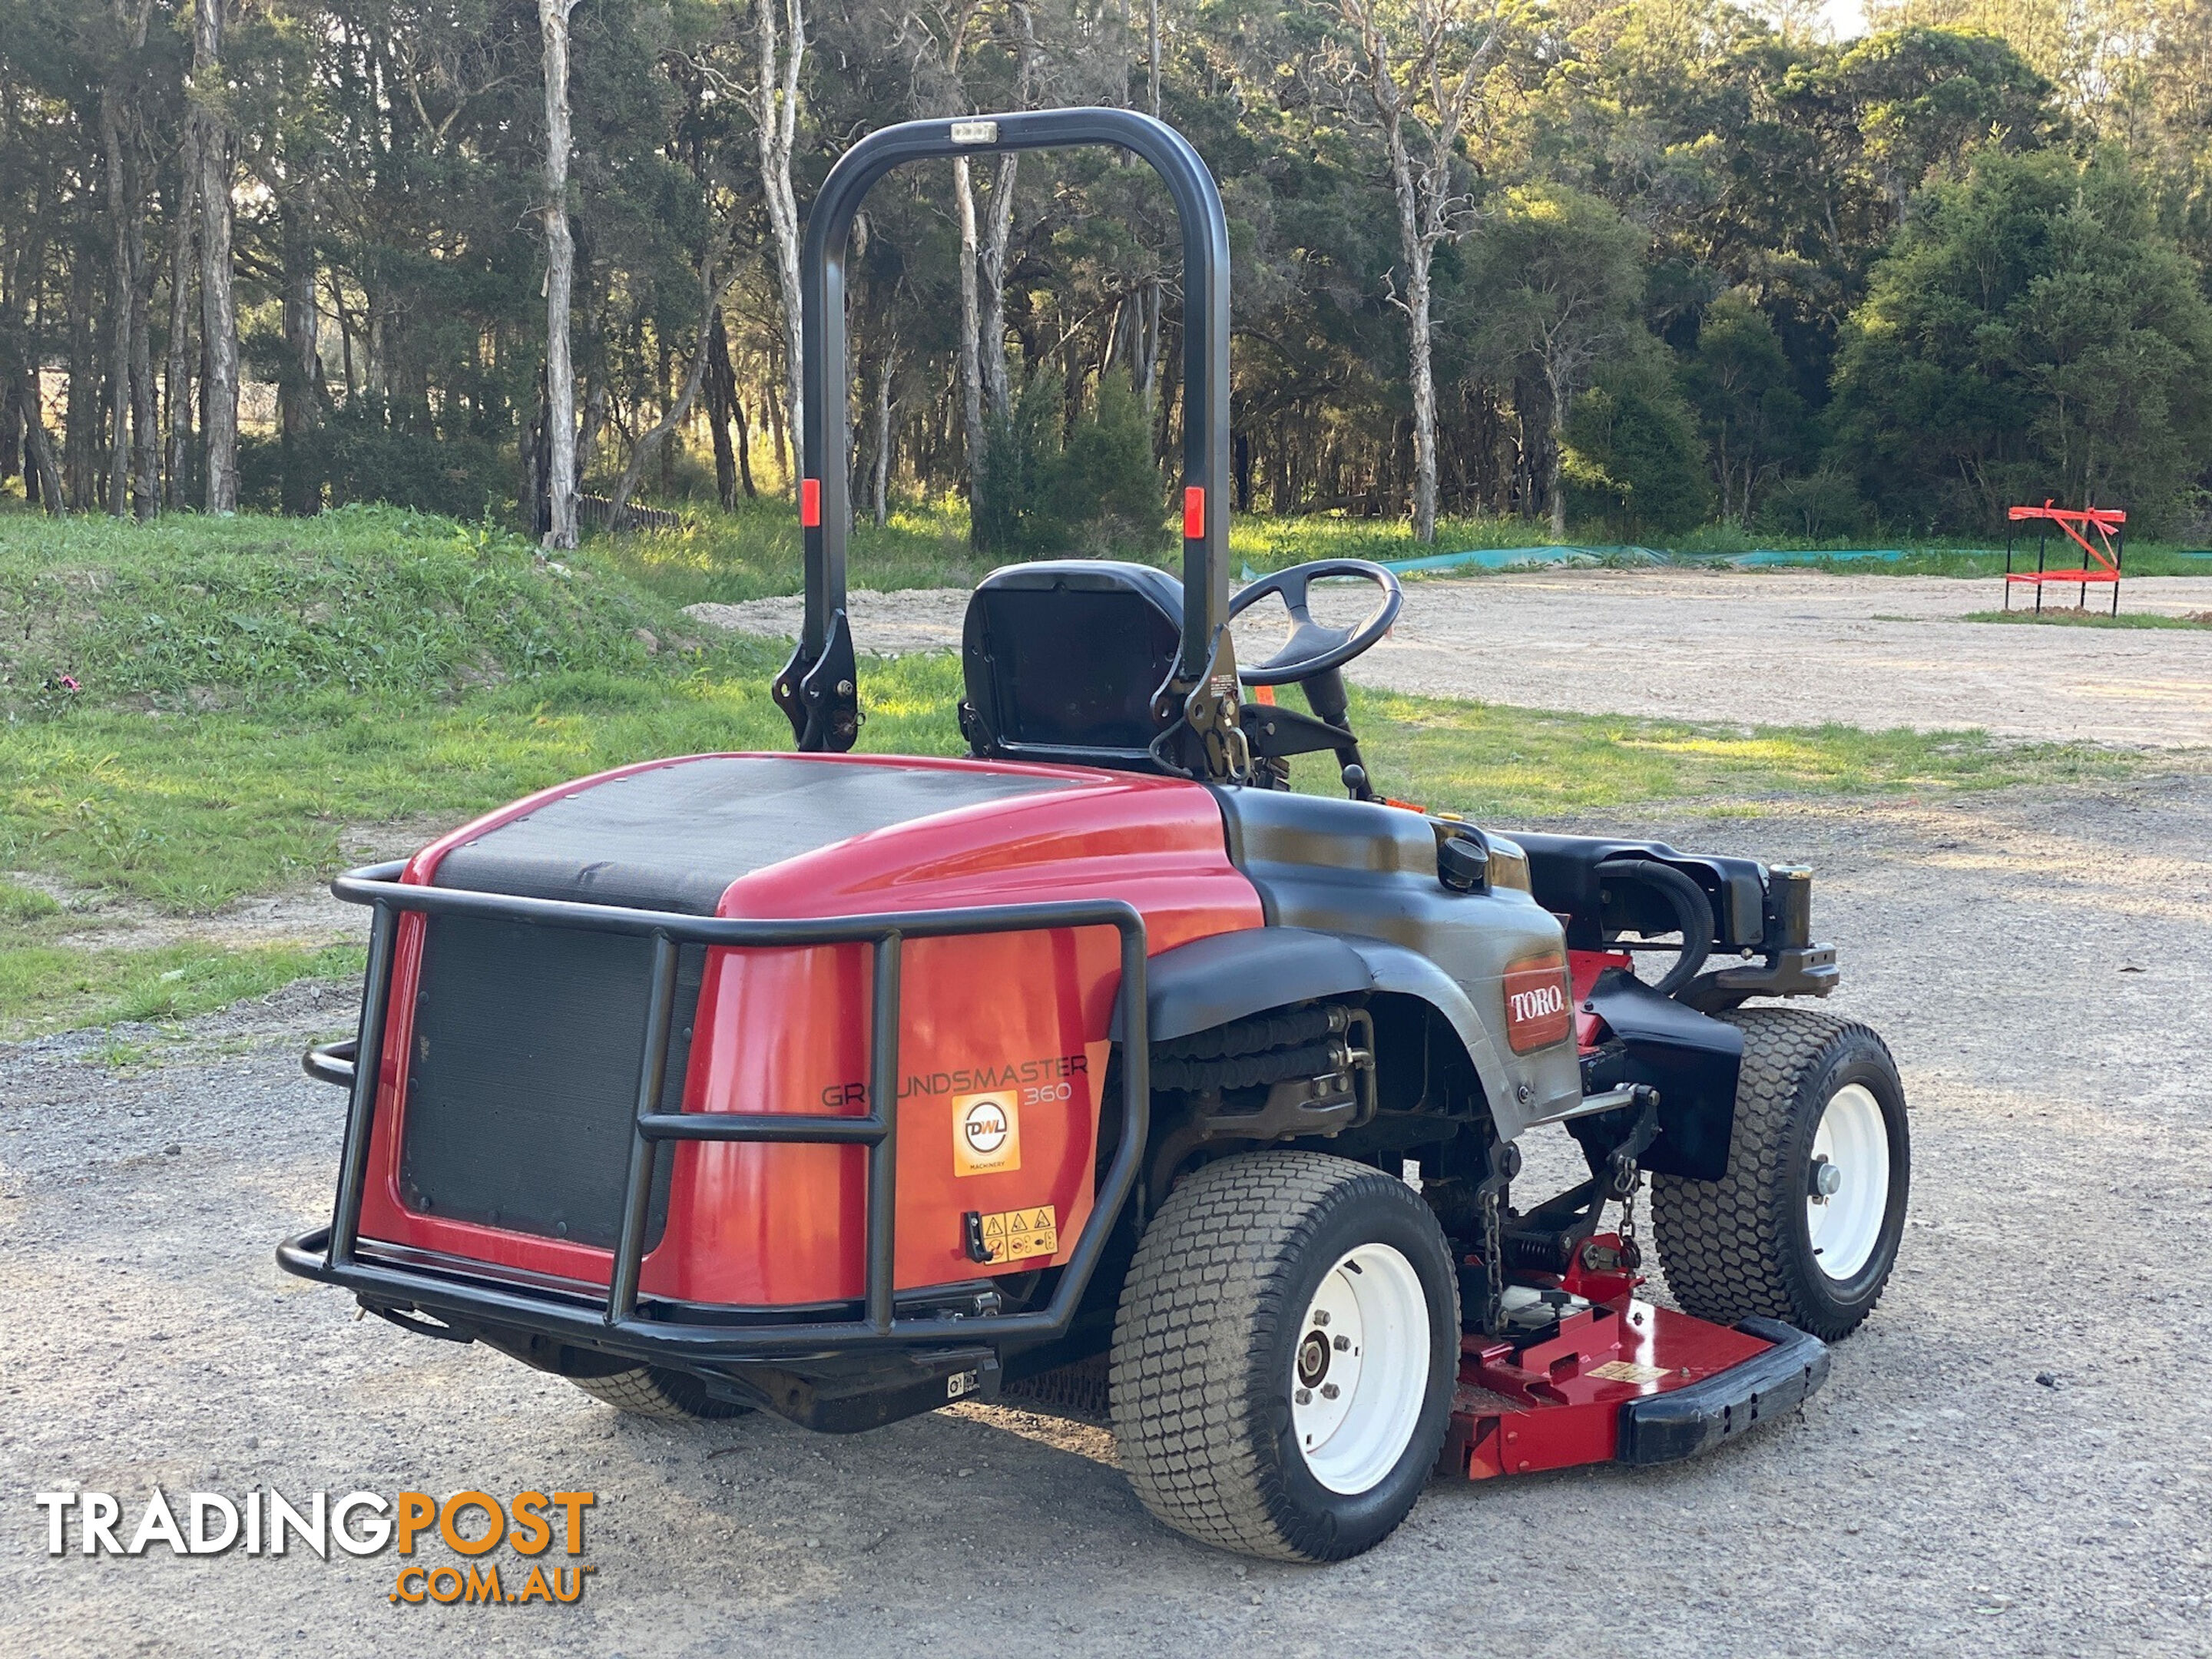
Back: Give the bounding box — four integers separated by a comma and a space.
952, 1091, 1022, 1176
1502, 955, 1574, 1054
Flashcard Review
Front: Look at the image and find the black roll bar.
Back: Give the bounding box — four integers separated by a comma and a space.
780, 108, 1233, 755
279, 863, 1151, 1363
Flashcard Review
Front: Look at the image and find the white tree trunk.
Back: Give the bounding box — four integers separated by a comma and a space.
115, 0, 158, 518
192, 0, 238, 514
755, 0, 806, 482
980, 154, 1017, 422
1383, 117, 1439, 545
955, 155, 986, 492
163, 139, 196, 511
1142, 0, 1162, 411
1545, 358, 1568, 538
540, 0, 580, 548
979, 3, 1037, 423
102, 86, 134, 518
870, 339, 896, 527
1341, 0, 1496, 545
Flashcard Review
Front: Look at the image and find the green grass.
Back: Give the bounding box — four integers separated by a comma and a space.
0, 938, 366, 1042
1345, 690, 2135, 816
0, 501, 717, 713
0, 646, 968, 910
1964, 607, 2212, 629
592, 495, 988, 607
0, 504, 2163, 1038
0, 878, 62, 922
0, 646, 2131, 916
584, 498, 2212, 601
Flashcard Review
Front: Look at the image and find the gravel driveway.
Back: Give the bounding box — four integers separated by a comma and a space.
5, 771, 2207, 1657
690, 569, 2212, 744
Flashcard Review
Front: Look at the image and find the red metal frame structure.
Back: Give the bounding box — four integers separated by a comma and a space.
2005, 501, 2127, 615
1439, 1238, 1796, 1479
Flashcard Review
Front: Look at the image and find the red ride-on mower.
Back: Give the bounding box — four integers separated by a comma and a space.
278, 110, 1909, 1562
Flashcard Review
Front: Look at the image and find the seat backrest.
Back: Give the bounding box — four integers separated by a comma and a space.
960, 561, 1185, 770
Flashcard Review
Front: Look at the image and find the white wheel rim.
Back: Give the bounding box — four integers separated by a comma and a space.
1290, 1243, 1430, 1495
1807, 1082, 1890, 1282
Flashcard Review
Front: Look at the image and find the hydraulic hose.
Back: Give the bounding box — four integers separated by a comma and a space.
1594, 857, 1714, 998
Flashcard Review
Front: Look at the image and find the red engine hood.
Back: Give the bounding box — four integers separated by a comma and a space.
360, 752, 1263, 1306
405, 751, 1260, 949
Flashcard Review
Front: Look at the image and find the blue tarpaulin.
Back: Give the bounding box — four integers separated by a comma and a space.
1374, 545, 1667, 574
1242, 545, 2212, 581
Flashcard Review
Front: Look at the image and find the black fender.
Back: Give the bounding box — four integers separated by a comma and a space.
1113, 926, 1519, 1131
1336, 935, 1521, 1136
1585, 970, 1744, 1180
1114, 926, 1373, 1043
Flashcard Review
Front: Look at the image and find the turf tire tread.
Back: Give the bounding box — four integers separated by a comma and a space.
1109, 1149, 1444, 1561
1649, 1006, 1893, 1330
568, 1366, 750, 1420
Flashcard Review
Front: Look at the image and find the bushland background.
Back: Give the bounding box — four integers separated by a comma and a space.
10, 0, 2212, 550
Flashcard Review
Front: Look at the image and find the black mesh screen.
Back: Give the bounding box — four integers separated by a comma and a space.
396, 915, 704, 1252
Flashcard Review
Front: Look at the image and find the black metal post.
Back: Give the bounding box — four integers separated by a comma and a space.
326, 902, 397, 1270
2005, 529, 2013, 611
865, 933, 902, 1333
608, 932, 680, 1323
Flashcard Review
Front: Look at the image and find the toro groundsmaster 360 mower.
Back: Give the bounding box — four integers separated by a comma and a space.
279, 109, 1909, 1562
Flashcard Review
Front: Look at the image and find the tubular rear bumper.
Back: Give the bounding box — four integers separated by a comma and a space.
279, 862, 1149, 1366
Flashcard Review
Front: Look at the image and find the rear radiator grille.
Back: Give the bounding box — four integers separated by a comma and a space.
396, 915, 704, 1251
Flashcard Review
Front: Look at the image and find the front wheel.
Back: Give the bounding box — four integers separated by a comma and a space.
1110, 1151, 1459, 1561
1651, 1008, 1909, 1340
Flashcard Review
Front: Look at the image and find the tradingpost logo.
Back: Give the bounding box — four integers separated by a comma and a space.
34, 1487, 600, 1607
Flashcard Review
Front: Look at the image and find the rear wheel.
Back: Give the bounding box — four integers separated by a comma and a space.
568, 1366, 751, 1421
1650, 1008, 1909, 1340
1110, 1150, 1458, 1561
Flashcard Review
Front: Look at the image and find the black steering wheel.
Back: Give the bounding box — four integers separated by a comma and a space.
1227, 558, 1403, 687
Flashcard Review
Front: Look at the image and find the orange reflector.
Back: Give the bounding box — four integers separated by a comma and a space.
1253, 684, 1277, 706
1183, 485, 1205, 540
800, 478, 822, 527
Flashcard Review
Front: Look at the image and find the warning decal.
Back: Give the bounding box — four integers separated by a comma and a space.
978, 1205, 1058, 1263
1588, 1359, 1670, 1386
952, 1091, 1022, 1176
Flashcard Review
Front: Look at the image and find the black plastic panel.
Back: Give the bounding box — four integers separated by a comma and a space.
436, 756, 1071, 915
1585, 969, 1744, 1180
396, 915, 705, 1250
962, 561, 1185, 765
1614, 1318, 1830, 1465
1512, 831, 1768, 950
1115, 925, 1373, 1042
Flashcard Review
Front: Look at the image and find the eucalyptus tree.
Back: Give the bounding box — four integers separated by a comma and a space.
753, 0, 807, 478
191, 0, 239, 511
1470, 184, 1646, 536
1329, 0, 1503, 543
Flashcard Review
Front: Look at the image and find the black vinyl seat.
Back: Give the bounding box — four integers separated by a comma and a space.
959, 560, 1186, 770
